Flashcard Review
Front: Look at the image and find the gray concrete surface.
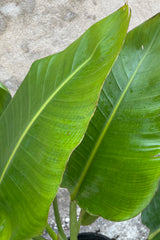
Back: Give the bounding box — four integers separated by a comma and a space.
0, 0, 160, 95
0, 0, 159, 239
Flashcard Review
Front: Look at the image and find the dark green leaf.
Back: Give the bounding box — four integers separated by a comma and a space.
0, 82, 11, 116
32, 237, 46, 240
142, 183, 160, 240
0, 5, 130, 240
80, 210, 98, 226
62, 13, 160, 221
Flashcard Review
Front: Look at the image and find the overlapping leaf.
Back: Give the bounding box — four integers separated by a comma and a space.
80, 210, 98, 226
0, 5, 130, 240
142, 183, 160, 240
0, 83, 11, 116
62, 13, 160, 221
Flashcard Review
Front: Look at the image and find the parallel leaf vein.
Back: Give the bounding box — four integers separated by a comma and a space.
71, 32, 158, 200
0, 37, 103, 184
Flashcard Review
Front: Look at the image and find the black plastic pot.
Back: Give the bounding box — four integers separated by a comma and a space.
68, 232, 112, 240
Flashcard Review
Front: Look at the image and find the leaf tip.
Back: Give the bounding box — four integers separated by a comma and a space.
122, 2, 131, 20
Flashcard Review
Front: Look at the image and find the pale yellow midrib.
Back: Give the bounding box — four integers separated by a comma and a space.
71, 33, 157, 200
0, 39, 102, 184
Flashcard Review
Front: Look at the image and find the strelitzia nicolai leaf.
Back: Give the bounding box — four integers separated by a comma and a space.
0, 5, 130, 240
141, 183, 160, 240
62, 13, 160, 221
0, 82, 11, 116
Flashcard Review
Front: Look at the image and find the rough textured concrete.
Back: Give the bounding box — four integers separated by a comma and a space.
0, 0, 159, 239
0, 0, 160, 95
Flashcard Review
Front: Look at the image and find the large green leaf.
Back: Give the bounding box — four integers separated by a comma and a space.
62, 13, 160, 221
0, 5, 130, 240
141, 183, 160, 240
0, 83, 11, 116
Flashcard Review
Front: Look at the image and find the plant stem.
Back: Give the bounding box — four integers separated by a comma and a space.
77, 209, 85, 234
70, 200, 78, 240
53, 196, 68, 240
46, 223, 57, 240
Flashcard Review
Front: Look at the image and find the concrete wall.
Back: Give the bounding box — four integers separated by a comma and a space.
0, 0, 159, 95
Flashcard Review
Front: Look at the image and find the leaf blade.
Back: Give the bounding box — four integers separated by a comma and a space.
142, 183, 160, 240
0, 5, 130, 240
80, 210, 98, 226
0, 83, 11, 116
62, 13, 160, 221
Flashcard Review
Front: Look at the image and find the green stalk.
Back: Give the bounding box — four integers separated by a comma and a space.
70, 200, 78, 240
77, 209, 85, 234
46, 223, 57, 240
53, 196, 68, 240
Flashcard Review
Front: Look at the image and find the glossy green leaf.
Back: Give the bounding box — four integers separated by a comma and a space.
141, 183, 160, 240
0, 5, 130, 240
62, 13, 160, 221
0, 83, 11, 116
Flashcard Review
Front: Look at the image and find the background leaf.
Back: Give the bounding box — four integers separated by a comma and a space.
62, 13, 160, 221
0, 83, 11, 116
80, 210, 98, 226
0, 5, 130, 240
142, 183, 160, 240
